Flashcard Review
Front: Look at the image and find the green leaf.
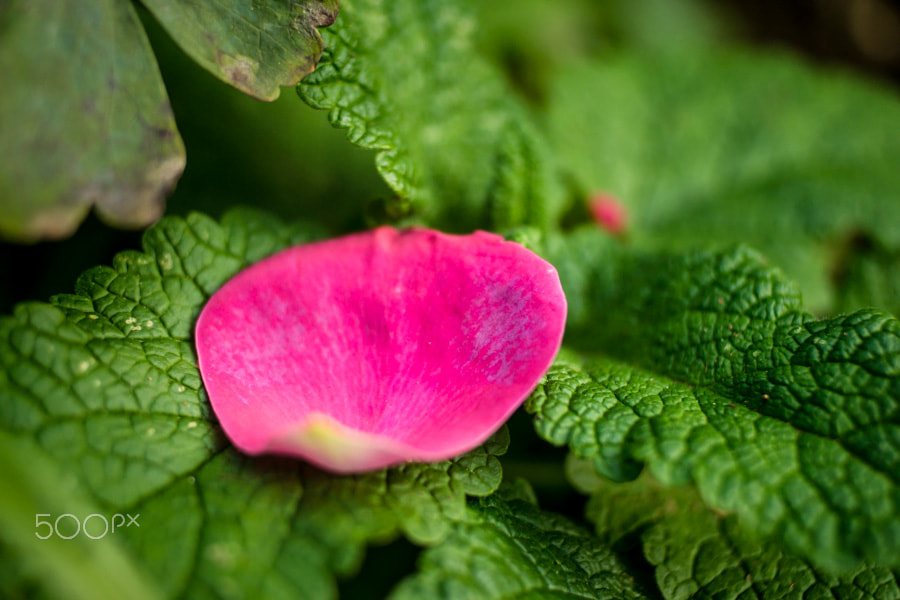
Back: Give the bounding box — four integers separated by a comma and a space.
138, 14, 391, 231
389, 481, 647, 600
834, 237, 900, 318
548, 50, 900, 313
0, 0, 185, 241
474, 0, 725, 104
0, 431, 161, 600
0, 209, 507, 599
528, 234, 900, 570
141, 0, 339, 101
0, 0, 338, 241
571, 463, 900, 600
298, 0, 562, 232
119, 432, 507, 599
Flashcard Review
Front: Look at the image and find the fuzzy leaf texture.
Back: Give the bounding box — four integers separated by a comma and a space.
528, 231, 900, 571
548, 51, 900, 313
0, 209, 508, 599
389, 482, 648, 600
297, 0, 562, 231
570, 463, 900, 600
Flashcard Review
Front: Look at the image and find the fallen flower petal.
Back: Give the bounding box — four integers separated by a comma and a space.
195, 227, 566, 473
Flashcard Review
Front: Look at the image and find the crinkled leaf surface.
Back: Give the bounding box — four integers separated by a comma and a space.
548, 51, 900, 312
0, 0, 185, 241
298, 0, 562, 231
570, 463, 900, 600
120, 431, 506, 600
0, 209, 507, 599
142, 0, 339, 101
527, 230, 900, 570
389, 481, 647, 600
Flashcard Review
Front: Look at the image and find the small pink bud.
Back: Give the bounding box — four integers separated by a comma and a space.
588, 193, 628, 234
195, 227, 567, 473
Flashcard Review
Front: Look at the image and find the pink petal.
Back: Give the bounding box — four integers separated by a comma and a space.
195, 227, 567, 473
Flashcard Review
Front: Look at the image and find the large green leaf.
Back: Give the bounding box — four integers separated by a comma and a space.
0, 432, 161, 600
0, 209, 507, 599
527, 231, 900, 570
142, 0, 339, 101
547, 50, 900, 313
389, 481, 647, 600
0, 0, 338, 241
117, 433, 506, 600
298, 0, 562, 232
0, 0, 185, 241
476, 0, 725, 100
570, 463, 900, 600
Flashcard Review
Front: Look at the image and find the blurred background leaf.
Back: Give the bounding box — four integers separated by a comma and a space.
0, 0, 339, 243
0, 0, 184, 242
140, 0, 339, 101
473, 0, 733, 103
546, 49, 900, 314
139, 10, 388, 230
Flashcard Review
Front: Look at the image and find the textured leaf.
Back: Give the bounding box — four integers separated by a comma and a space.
389, 481, 647, 600
528, 233, 900, 570
298, 0, 562, 231
120, 431, 507, 600
0, 0, 185, 241
571, 463, 900, 600
548, 50, 900, 312
0, 209, 507, 599
142, 0, 339, 101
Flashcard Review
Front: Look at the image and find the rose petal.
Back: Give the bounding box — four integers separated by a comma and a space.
195, 227, 566, 473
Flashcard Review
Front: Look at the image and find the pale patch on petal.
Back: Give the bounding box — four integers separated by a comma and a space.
267, 413, 418, 473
